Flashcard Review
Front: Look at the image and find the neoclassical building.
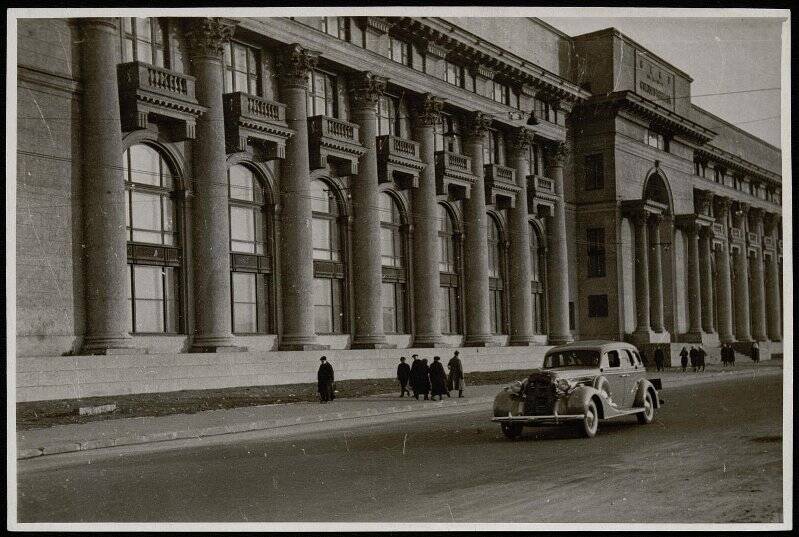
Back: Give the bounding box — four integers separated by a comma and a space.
16, 16, 783, 378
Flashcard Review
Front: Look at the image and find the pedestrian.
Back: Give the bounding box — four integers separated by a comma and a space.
317, 356, 335, 403
429, 356, 448, 401
417, 358, 431, 400
751, 341, 760, 364
689, 345, 698, 372
698, 344, 707, 372
409, 354, 420, 399
679, 346, 689, 372
654, 347, 665, 372
397, 356, 411, 397
447, 350, 466, 398
729, 344, 736, 367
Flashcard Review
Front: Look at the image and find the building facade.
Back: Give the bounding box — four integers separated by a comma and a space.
16, 17, 783, 373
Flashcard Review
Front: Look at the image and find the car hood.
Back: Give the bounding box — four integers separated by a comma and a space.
528, 367, 598, 383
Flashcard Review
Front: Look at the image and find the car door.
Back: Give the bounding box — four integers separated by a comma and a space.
620, 349, 641, 408
602, 350, 625, 407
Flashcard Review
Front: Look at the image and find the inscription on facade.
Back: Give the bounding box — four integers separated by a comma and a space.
635, 51, 675, 109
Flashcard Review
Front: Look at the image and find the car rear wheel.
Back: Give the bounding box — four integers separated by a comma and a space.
501, 423, 523, 440
580, 400, 599, 438
637, 390, 655, 424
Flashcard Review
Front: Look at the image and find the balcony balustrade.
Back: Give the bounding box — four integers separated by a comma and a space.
484, 163, 519, 209
308, 115, 366, 175
377, 135, 425, 189
223, 92, 294, 158
434, 151, 476, 200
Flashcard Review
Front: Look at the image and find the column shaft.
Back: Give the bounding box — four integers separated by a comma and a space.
733, 248, 752, 341
633, 213, 651, 334
686, 224, 702, 335
715, 243, 735, 343
545, 147, 572, 345
79, 18, 135, 354
750, 249, 767, 341
699, 229, 715, 333
648, 216, 665, 333
765, 252, 782, 341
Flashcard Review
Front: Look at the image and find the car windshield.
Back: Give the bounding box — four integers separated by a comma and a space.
543, 350, 600, 369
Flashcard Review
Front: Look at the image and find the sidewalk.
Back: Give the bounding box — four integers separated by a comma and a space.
16, 360, 782, 460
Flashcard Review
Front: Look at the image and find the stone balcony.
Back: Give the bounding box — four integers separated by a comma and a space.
435, 151, 476, 200
222, 92, 294, 158
308, 115, 366, 176
117, 61, 205, 141
763, 236, 775, 251
747, 231, 759, 245
711, 222, 726, 241
729, 227, 744, 242
484, 164, 520, 209
377, 135, 425, 190
527, 174, 557, 216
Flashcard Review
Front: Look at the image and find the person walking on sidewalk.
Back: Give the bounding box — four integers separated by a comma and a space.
397, 356, 411, 397
654, 348, 665, 372
317, 356, 335, 403
679, 346, 689, 372
430, 356, 448, 401
697, 344, 707, 372
689, 346, 699, 372
729, 344, 736, 367
751, 341, 760, 364
409, 354, 421, 399
417, 358, 431, 400
720, 343, 728, 367
447, 350, 466, 398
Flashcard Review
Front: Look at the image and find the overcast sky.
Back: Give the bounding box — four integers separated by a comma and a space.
544, 17, 784, 148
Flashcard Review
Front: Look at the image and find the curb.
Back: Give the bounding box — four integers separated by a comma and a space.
17, 395, 494, 460
17, 365, 781, 461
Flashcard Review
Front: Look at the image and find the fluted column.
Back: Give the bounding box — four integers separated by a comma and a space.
186, 18, 239, 352
648, 214, 666, 333
714, 197, 734, 343
410, 94, 445, 348
732, 203, 752, 342
685, 222, 703, 337
349, 72, 389, 349
632, 211, 651, 335
747, 208, 767, 342
507, 128, 536, 346
545, 142, 573, 345
461, 111, 494, 346
79, 18, 136, 354
276, 44, 322, 350
764, 214, 782, 341
699, 227, 715, 334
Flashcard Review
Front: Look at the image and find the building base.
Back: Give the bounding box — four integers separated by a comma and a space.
628, 329, 671, 345
351, 342, 397, 350
278, 343, 330, 351
508, 335, 537, 346
81, 335, 142, 356
410, 337, 449, 348
463, 335, 500, 347
190, 345, 248, 353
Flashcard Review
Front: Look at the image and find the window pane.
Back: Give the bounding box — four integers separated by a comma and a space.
230, 206, 255, 244
233, 272, 257, 302
439, 287, 450, 333
313, 278, 333, 333
312, 218, 331, 259
134, 265, 163, 299
234, 71, 248, 93
135, 18, 151, 39
122, 17, 133, 34
137, 41, 153, 64
164, 267, 179, 332
382, 282, 396, 333
123, 39, 135, 62
233, 44, 247, 70
229, 165, 254, 201
233, 303, 257, 333
128, 145, 160, 185
257, 273, 269, 333
232, 272, 257, 333
135, 300, 163, 332
310, 181, 330, 213
381, 227, 395, 266
224, 70, 233, 94
131, 191, 162, 232
162, 197, 175, 233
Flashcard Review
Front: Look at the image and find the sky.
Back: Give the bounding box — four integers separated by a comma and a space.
544, 17, 784, 148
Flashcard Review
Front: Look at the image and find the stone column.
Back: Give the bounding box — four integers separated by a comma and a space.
461, 111, 494, 346
732, 203, 752, 342
714, 197, 734, 343
186, 18, 239, 352
545, 142, 573, 345
685, 222, 703, 337
349, 72, 390, 349
506, 128, 536, 346
748, 209, 768, 342
276, 44, 322, 350
79, 18, 136, 354
764, 214, 782, 341
410, 94, 446, 348
648, 213, 666, 333
699, 227, 715, 334
632, 211, 651, 335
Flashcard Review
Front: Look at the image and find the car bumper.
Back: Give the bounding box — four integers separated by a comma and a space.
491, 414, 585, 425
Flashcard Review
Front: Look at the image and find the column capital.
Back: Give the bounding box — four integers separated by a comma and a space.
462, 110, 493, 142
276, 43, 320, 89
507, 126, 536, 156
350, 71, 388, 110
544, 141, 568, 167
80, 17, 119, 33
763, 212, 781, 232
748, 206, 764, 225
694, 189, 714, 217
411, 93, 446, 127
713, 195, 733, 219
185, 17, 237, 60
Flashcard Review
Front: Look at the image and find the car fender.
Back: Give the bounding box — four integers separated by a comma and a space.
564, 385, 607, 418
493, 390, 523, 417
632, 378, 661, 409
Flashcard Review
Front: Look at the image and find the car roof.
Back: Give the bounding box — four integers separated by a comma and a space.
545, 340, 640, 354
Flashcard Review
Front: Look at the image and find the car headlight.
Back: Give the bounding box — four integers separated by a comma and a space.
557, 378, 573, 393
508, 380, 523, 394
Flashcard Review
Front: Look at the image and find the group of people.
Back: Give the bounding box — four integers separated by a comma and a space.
397, 351, 465, 401
678, 345, 708, 372
720, 342, 736, 367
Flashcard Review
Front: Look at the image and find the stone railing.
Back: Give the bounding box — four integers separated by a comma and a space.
527, 174, 555, 196
436, 151, 473, 175
763, 236, 775, 250
435, 150, 476, 199
118, 61, 195, 101
729, 228, 743, 241
747, 231, 759, 244
711, 222, 725, 239
484, 164, 516, 186
377, 135, 421, 160
224, 92, 286, 123
308, 115, 365, 176
309, 115, 360, 145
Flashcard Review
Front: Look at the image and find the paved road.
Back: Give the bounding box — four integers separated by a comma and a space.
17, 374, 783, 523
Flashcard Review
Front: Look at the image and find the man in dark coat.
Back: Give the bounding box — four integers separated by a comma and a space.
429, 356, 448, 400
679, 346, 689, 372
720, 344, 728, 367
689, 346, 699, 372
317, 356, 335, 403
397, 356, 411, 397
447, 350, 465, 398
729, 344, 736, 366
417, 358, 431, 400
751, 341, 760, 363
409, 354, 420, 399
697, 345, 707, 372
654, 348, 665, 372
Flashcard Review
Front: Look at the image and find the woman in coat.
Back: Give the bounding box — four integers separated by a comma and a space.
429, 356, 449, 400
447, 351, 465, 398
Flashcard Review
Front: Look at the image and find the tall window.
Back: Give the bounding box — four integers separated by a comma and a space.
228, 165, 270, 333
438, 205, 461, 334
434, 114, 459, 153
223, 41, 260, 95
123, 144, 181, 333
646, 129, 668, 151
306, 69, 337, 118
584, 154, 604, 190
311, 180, 345, 334
530, 223, 547, 334
488, 216, 505, 334
380, 193, 407, 334
483, 130, 502, 165
389, 36, 411, 66
491, 80, 510, 106
377, 94, 400, 137
445, 61, 466, 87
321, 17, 349, 39
121, 18, 165, 68
587, 227, 606, 278
528, 142, 542, 177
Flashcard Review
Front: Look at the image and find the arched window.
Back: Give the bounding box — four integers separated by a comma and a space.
438, 204, 461, 334
530, 222, 548, 334
311, 180, 345, 334
380, 192, 407, 334
123, 144, 181, 333
228, 164, 271, 334
487, 216, 505, 335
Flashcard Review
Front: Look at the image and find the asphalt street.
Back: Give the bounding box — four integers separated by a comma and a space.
17, 374, 783, 523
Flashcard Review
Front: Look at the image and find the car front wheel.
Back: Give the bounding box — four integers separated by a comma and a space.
501, 423, 523, 440
580, 400, 599, 438
637, 390, 655, 424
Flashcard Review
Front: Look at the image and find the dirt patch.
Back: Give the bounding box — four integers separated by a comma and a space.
16, 369, 531, 431
750, 435, 782, 444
